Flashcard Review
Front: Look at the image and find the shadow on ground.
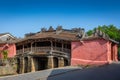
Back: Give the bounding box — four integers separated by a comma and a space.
47, 63, 120, 80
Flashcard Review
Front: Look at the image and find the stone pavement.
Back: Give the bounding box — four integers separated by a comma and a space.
0, 66, 82, 80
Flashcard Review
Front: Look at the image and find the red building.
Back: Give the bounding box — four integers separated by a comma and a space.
0, 33, 16, 59
71, 30, 119, 66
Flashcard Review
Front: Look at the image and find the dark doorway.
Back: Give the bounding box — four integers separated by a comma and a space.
17, 58, 20, 73
54, 57, 58, 68
33, 57, 47, 71
24, 57, 28, 73
64, 58, 69, 66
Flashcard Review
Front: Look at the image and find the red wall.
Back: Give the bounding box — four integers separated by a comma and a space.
71, 39, 115, 66
108, 42, 118, 62
0, 44, 16, 59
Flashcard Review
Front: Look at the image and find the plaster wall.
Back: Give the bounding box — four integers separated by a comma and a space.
71, 39, 109, 66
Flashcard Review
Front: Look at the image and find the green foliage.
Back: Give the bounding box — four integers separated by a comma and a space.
86, 25, 120, 42
97, 25, 120, 42
86, 30, 93, 36
2, 50, 8, 60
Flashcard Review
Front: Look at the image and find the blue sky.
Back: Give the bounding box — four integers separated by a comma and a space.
0, 0, 120, 37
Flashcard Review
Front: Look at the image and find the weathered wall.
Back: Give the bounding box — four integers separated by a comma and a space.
0, 65, 16, 76
0, 43, 16, 59
0, 58, 17, 76
71, 39, 110, 66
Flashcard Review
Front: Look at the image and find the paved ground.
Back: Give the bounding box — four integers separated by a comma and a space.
48, 63, 120, 80
1, 63, 120, 80
0, 66, 81, 80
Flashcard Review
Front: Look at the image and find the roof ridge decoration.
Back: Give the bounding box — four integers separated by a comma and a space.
41, 27, 47, 32
75, 28, 119, 44
93, 28, 109, 40
56, 26, 63, 35
75, 28, 86, 40
93, 29, 119, 44
56, 26, 62, 31
48, 26, 54, 32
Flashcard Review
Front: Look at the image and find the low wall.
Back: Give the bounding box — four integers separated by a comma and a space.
0, 58, 17, 76
0, 65, 16, 76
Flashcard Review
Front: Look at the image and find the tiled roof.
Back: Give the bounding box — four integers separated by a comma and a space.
16, 30, 79, 43
0, 33, 9, 37
73, 36, 119, 44
0, 33, 17, 44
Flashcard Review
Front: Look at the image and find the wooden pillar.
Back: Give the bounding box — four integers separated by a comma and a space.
47, 56, 54, 69
58, 57, 64, 67
50, 41, 53, 50
20, 57, 24, 73
30, 57, 35, 72
31, 42, 33, 52
23, 45, 24, 53
27, 56, 31, 72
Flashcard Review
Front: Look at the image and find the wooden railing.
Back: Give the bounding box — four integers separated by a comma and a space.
32, 47, 51, 53
16, 47, 70, 54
